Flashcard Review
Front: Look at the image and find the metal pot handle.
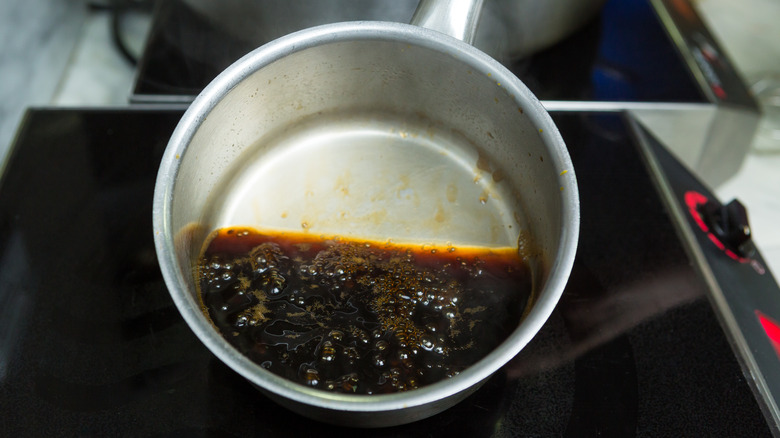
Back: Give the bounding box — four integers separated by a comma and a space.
410, 0, 485, 45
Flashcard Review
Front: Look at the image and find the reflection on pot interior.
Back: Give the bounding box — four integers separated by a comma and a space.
197, 227, 534, 394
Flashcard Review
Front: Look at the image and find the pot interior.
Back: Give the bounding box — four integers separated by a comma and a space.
157, 23, 577, 422
172, 34, 567, 269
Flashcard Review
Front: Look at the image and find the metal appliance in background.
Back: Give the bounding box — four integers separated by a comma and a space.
181, 0, 608, 61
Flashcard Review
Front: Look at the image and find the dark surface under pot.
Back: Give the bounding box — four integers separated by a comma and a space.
0, 108, 771, 436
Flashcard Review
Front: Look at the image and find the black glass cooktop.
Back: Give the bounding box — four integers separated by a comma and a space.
0, 108, 770, 436
132, 0, 706, 103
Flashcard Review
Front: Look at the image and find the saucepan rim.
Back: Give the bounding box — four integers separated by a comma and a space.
153, 20, 579, 414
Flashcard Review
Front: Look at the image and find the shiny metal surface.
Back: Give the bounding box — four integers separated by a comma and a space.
410, 0, 484, 44
640, 0, 760, 188
182, 0, 606, 60
153, 14, 578, 427
207, 112, 522, 248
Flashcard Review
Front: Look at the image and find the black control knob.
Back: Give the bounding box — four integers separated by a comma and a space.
699, 198, 756, 258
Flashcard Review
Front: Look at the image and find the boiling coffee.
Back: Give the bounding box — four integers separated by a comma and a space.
197, 228, 532, 394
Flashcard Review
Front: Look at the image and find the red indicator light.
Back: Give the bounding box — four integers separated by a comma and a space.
685, 191, 710, 232
756, 310, 780, 361
712, 84, 727, 99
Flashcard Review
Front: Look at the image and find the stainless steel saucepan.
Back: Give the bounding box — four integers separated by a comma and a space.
153, 0, 579, 427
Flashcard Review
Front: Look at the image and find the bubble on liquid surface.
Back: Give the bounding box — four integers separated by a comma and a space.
197, 228, 532, 394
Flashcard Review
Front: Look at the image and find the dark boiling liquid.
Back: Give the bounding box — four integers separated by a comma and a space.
198, 228, 532, 394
